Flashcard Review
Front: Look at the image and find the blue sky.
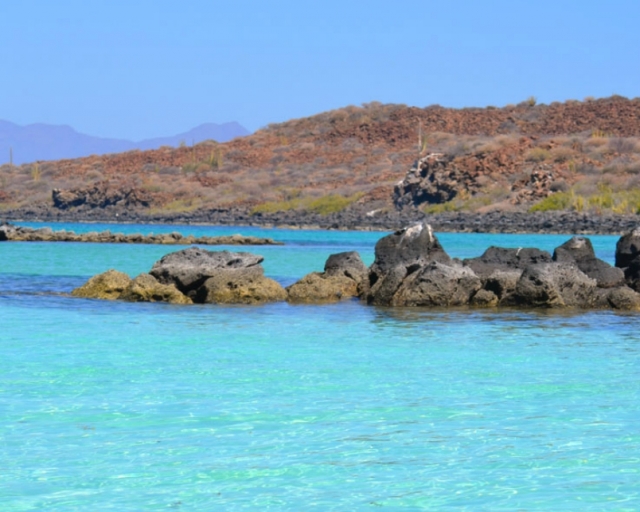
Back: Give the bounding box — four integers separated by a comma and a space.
1, 0, 638, 140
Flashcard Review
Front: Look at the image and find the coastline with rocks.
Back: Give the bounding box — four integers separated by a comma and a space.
3, 207, 640, 235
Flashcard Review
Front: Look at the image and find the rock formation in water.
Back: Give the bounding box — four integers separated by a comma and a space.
148, 247, 286, 304
0, 223, 282, 246
72, 223, 640, 310
363, 224, 640, 310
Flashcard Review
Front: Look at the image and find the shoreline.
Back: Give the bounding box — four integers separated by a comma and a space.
2, 206, 640, 235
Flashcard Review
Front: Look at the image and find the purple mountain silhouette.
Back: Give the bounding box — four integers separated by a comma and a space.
0, 121, 250, 165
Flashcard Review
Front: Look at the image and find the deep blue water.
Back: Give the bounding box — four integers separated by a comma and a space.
1, 223, 638, 510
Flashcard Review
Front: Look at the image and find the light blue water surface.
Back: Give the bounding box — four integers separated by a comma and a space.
1, 223, 638, 510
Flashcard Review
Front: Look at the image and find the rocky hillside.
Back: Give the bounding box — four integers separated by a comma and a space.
2, 95, 640, 219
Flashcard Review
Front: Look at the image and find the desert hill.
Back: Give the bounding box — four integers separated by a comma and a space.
1, 96, 640, 220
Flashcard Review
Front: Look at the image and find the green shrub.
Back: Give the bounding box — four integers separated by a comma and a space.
251, 198, 302, 215
529, 192, 572, 212
422, 200, 459, 214
251, 193, 363, 216
307, 193, 363, 215
526, 148, 550, 163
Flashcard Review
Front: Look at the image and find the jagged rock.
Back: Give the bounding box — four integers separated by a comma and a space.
0, 223, 17, 241
52, 181, 153, 209
622, 258, 640, 292
483, 270, 522, 301
510, 263, 597, 308
149, 247, 264, 297
463, 246, 552, 277
119, 273, 192, 304
195, 266, 286, 304
324, 251, 368, 283
286, 251, 367, 303
615, 227, 640, 268
594, 286, 640, 310
553, 236, 624, 288
470, 288, 499, 307
71, 269, 132, 300
287, 272, 358, 303
367, 223, 451, 305
391, 261, 482, 307
393, 153, 465, 208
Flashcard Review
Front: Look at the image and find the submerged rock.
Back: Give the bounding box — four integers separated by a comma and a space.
0, 222, 282, 246
71, 269, 132, 300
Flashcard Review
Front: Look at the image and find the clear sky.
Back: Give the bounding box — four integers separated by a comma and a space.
1, 0, 638, 140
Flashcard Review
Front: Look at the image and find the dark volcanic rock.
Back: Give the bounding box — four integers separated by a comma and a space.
594, 286, 640, 310
52, 182, 154, 210
391, 261, 482, 307
553, 236, 624, 288
510, 263, 597, 308
149, 247, 264, 297
324, 251, 368, 283
482, 270, 522, 301
367, 223, 452, 305
615, 227, 640, 268
463, 246, 552, 277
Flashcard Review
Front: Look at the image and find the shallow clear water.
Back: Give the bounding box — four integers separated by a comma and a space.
1, 223, 638, 510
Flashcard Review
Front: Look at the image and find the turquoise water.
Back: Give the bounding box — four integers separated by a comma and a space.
1, 223, 639, 510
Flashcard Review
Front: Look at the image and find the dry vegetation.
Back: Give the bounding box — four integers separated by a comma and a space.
2, 95, 640, 216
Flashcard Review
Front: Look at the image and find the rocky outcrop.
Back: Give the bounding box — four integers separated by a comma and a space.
365, 222, 640, 310
149, 247, 285, 304
119, 273, 192, 304
0, 223, 282, 246
287, 251, 368, 303
615, 227, 640, 268
614, 228, 640, 292
594, 286, 640, 310
391, 261, 481, 307
69, 224, 640, 311
71, 269, 132, 300
367, 223, 451, 305
507, 263, 597, 308
463, 246, 552, 277
72, 247, 286, 305
366, 222, 473, 306
393, 150, 561, 211
553, 236, 624, 288
52, 181, 154, 210
195, 266, 286, 304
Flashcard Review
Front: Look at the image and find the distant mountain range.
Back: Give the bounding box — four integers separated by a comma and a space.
0, 120, 250, 165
